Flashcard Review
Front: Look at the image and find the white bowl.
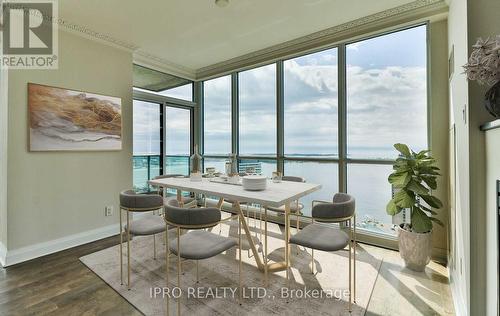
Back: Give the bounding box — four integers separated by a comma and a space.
242, 175, 267, 191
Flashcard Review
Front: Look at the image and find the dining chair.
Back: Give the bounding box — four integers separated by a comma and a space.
288, 193, 357, 312
119, 190, 165, 290
164, 198, 242, 315
267, 176, 305, 232
152, 174, 197, 208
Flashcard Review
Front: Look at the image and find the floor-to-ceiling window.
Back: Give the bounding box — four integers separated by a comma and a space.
132, 100, 161, 192
283, 47, 340, 214
346, 25, 428, 235
132, 68, 195, 191
238, 64, 277, 177
201, 24, 428, 241
165, 106, 192, 176
203, 75, 232, 172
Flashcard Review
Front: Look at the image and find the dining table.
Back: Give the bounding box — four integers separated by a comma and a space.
148, 176, 321, 284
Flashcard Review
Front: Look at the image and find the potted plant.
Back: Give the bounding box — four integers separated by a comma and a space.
464, 35, 500, 118
386, 143, 443, 272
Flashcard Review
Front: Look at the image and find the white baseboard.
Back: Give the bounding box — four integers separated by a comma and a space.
2, 224, 118, 267
450, 268, 468, 316
0, 241, 7, 267
451, 282, 467, 316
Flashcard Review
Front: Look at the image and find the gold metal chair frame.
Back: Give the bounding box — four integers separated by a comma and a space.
119, 205, 164, 290
286, 199, 357, 312
164, 196, 243, 316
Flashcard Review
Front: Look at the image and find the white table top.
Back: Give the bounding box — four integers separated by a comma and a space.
148, 177, 321, 208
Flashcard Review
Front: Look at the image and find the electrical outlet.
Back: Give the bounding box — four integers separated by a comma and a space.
462, 104, 467, 124
105, 206, 113, 217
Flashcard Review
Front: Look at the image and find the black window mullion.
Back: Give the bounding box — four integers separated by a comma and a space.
231, 73, 239, 157
159, 104, 164, 176
338, 44, 348, 194
277, 61, 285, 174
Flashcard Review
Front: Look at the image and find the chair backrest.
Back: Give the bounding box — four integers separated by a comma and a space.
312, 193, 355, 222
119, 190, 163, 211
282, 176, 306, 183
164, 198, 221, 229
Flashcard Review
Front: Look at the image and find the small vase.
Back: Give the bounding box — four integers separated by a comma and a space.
485, 81, 500, 119
190, 145, 202, 182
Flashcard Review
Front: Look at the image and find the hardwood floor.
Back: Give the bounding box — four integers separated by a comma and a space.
0, 236, 140, 316
0, 235, 454, 316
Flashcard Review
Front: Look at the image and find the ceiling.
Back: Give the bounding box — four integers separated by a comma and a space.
58, 0, 438, 78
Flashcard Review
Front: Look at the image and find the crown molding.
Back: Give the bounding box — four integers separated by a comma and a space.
53, 16, 196, 79
133, 51, 196, 81
56, 19, 139, 53
196, 0, 448, 80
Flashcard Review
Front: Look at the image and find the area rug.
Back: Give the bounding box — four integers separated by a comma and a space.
80, 217, 381, 315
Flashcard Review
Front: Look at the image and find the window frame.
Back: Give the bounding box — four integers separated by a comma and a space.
133, 88, 196, 183
202, 74, 233, 157
198, 22, 430, 248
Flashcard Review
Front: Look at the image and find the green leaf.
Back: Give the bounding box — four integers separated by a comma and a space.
420, 195, 443, 208
420, 205, 438, 215
386, 199, 402, 216
388, 172, 411, 187
411, 207, 433, 233
406, 179, 429, 195
419, 167, 441, 176
394, 143, 411, 158
393, 190, 415, 208
416, 149, 431, 158
430, 217, 444, 226
421, 176, 437, 190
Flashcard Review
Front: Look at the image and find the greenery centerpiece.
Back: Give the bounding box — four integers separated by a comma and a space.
386, 143, 444, 271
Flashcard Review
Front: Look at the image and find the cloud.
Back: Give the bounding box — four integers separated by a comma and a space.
133, 100, 161, 155
134, 55, 428, 159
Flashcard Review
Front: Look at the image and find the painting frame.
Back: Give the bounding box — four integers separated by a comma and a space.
28, 83, 123, 152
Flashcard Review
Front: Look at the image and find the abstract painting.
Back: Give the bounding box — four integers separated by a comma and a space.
28, 83, 122, 151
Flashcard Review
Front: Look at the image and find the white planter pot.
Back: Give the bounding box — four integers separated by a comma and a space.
398, 224, 432, 272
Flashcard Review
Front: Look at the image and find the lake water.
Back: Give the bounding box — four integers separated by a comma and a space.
133, 155, 398, 235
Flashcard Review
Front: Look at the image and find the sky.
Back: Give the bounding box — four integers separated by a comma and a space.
134, 25, 428, 160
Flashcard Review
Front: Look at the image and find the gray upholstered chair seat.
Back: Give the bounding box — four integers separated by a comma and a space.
169, 230, 237, 260
164, 195, 195, 205
290, 224, 349, 252
125, 214, 166, 236
120, 190, 163, 210
267, 202, 304, 214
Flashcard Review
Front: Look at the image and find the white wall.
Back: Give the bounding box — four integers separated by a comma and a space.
447, 0, 470, 314
0, 40, 8, 265
448, 0, 500, 314
429, 20, 450, 261
485, 127, 500, 316
467, 0, 500, 314
4, 30, 133, 264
